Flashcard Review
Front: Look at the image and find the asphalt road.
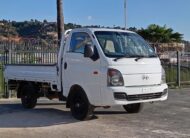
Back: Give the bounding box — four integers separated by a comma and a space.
0, 89, 190, 138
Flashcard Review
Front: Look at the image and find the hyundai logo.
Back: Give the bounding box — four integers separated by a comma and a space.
142, 75, 149, 80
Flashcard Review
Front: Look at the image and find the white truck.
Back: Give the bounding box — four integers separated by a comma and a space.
4, 28, 168, 120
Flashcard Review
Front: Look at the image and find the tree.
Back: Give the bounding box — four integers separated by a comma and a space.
128, 27, 138, 32
138, 24, 183, 43
57, 0, 64, 42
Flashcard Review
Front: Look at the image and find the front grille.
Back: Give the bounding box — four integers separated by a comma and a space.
126, 92, 162, 101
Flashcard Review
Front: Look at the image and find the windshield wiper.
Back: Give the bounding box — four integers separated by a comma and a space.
113, 55, 130, 62
134, 55, 157, 61
134, 56, 145, 61
114, 55, 143, 62
114, 54, 157, 62
148, 55, 157, 58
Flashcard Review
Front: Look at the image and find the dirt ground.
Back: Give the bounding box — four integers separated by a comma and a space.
0, 88, 190, 138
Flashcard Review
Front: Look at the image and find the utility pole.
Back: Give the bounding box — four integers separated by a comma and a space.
124, 0, 127, 30
57, 0, 64, 43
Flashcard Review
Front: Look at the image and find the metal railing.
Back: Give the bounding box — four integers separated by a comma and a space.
160, 51, 190, 87
2, 40, 58, 65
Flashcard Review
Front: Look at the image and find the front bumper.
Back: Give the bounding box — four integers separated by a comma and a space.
100, 83, 168, 106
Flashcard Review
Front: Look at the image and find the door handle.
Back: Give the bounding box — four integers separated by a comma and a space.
64, 62, 67, 70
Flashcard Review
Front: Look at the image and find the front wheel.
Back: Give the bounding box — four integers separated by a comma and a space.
123, 103, 143, 113
21, 84, 37, 109
70, 90, 94, 121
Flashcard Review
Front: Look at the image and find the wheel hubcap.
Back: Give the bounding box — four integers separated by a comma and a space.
75, 103, 81, 108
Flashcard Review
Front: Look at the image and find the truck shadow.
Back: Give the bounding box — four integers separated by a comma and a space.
94, 111, 126, 115
0, 103, 128, 128
0, 103, 78, 128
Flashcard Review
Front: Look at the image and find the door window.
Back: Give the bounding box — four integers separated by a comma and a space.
69, 32, 93, 54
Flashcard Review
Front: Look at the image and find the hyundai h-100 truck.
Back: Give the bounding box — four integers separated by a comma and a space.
4, 28, 168, 120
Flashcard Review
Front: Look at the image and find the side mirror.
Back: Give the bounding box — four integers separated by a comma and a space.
84, 44, 94, 58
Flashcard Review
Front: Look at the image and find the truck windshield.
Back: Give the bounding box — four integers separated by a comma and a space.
95, 31, 157, 58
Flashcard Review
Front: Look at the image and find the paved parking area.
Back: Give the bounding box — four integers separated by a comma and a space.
0, 89, 190, 138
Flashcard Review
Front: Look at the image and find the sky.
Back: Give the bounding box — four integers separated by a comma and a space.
0, 0, 190, 41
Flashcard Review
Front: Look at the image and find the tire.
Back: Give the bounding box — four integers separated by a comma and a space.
123, 103, 143, 113
21, 83, 37, 109
70, 90, 94, 121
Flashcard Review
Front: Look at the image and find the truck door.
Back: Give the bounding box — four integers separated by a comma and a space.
63, 32, 101, 105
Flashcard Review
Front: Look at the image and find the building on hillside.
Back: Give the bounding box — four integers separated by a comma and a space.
184, 41, 190, 52
151, 43, 185, 53
150, 43, 185, 64
0, 23, 4, 26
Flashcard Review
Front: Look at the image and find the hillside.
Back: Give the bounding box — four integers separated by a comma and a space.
0, 20, 57, 40
0, 19, 189, 52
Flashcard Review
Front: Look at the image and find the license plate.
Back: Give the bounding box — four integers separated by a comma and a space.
142, 88, 151, 93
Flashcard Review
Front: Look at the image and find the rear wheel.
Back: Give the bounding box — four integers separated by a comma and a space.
123, 103, 143, 113
70, 90, 94, 120
21, 83, 37, 109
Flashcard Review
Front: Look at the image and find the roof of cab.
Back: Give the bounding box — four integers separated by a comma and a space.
71, 28, 135, 34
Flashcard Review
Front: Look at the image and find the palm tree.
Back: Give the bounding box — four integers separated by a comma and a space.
57, 0, 64, 42
138, 24, 183, 43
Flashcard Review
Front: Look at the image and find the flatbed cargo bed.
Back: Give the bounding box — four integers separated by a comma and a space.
4, 64, 58, 86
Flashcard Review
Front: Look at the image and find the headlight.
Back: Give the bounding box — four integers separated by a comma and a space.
161, 67, 166, 84
107, 68, 124, 86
